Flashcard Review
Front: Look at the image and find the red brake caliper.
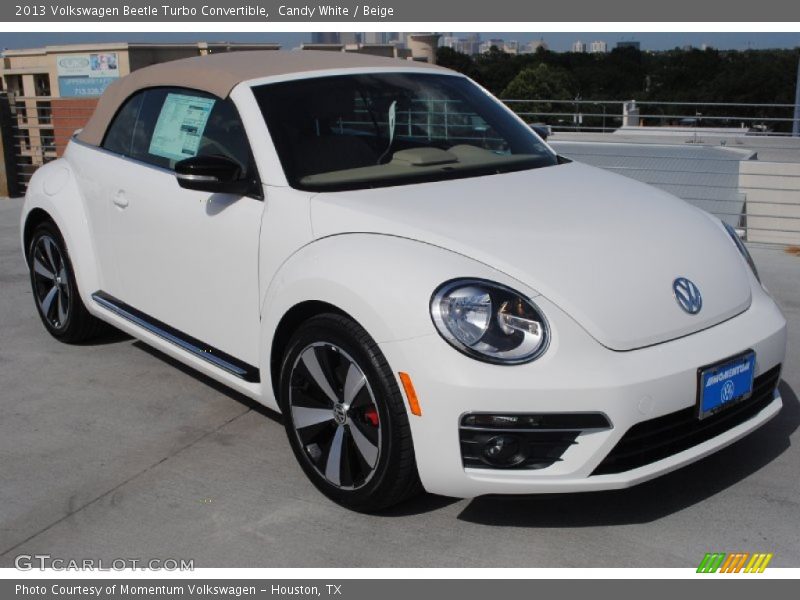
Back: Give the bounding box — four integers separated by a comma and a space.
364, 406, 379, 427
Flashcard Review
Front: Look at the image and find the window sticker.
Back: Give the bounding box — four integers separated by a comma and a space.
148, 93, 216, 162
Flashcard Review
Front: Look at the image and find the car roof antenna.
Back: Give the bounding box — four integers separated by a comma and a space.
377, 100, 397, 165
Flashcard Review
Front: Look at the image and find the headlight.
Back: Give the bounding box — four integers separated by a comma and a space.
723, 222, 760, 282
430, 279, 549, 364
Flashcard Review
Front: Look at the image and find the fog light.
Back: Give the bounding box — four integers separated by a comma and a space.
482, 435, 527, 467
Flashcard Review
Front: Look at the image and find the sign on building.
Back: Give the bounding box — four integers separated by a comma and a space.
57, 53, 119, 97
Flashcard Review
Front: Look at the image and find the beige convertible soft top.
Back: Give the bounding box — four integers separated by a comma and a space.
77, 50, 449, 147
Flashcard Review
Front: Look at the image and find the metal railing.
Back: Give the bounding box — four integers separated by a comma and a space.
501, 98, 800, 136
0, 93, 97, 196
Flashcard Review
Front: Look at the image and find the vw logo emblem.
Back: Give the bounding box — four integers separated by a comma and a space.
673, 277, 703, 315
721, 380, 735, 403
332, 402, 348, 425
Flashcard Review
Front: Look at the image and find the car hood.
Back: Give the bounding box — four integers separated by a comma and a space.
309, 161, 752, 351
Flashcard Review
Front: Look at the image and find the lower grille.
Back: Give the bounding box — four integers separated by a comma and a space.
592, 365, 781, 475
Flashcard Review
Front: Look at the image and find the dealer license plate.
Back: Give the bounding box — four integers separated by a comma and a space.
697, 351, 756, 420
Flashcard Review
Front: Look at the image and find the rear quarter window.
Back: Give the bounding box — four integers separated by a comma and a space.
101, 91, 143, 155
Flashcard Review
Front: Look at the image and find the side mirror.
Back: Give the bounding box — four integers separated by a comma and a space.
175, 155, 251, 195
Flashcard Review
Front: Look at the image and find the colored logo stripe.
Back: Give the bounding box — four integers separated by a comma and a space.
697, 553, 726, 573
720, 553, 749, 573
697, 552, 773, 573
745, 553, 773, 573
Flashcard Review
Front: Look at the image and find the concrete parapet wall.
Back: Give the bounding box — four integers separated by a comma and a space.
740, 160, 800, 245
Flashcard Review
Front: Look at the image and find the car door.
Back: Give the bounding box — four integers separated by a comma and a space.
74, 91, 146, 297
103, 87, 264, 370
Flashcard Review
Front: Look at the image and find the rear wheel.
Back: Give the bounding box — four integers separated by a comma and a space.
27, 222, 104, 343
279, 313, 421, 511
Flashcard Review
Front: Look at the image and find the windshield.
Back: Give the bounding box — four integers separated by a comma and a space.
252, 72, 557, 191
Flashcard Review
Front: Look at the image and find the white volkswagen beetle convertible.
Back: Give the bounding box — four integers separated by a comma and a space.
21, 51, 787, 511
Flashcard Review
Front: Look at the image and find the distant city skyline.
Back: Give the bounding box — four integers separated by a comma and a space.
1, 32, 799, 53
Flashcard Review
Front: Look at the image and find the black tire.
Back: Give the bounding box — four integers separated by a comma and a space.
279, 313, 421, 512
27, 221, 105, 343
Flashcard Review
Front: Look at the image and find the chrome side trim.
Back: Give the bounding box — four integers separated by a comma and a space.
92, 291, 259, 383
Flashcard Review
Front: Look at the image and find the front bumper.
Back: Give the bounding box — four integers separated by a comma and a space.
379, 283, 787, 499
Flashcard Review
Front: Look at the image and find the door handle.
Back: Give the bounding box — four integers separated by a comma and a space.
113, 191, 129, 208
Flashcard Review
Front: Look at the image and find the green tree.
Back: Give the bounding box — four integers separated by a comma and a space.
435, 47, 479, 80
501, 64, 577, 122
474, 46, 521, 94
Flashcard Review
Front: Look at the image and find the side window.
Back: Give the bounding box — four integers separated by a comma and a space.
129, 88, 252, 175
101, 91, 144, 155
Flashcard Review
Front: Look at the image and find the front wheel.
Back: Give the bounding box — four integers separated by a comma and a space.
279, 313, 421, 512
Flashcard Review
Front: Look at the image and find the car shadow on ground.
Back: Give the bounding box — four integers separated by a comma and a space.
456, 380, 799, 527
61, 325, 133, 346
129, 338, 798, 523
131, 341, 282, 424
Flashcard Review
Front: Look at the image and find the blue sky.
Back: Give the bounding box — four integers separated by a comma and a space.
1, 32, 799, 52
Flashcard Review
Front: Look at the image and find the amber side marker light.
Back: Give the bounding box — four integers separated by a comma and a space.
398, 372, 422, 416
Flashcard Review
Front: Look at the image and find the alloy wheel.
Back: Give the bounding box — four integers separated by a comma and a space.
31, 235, 71, 330
288, 342, 382, 490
